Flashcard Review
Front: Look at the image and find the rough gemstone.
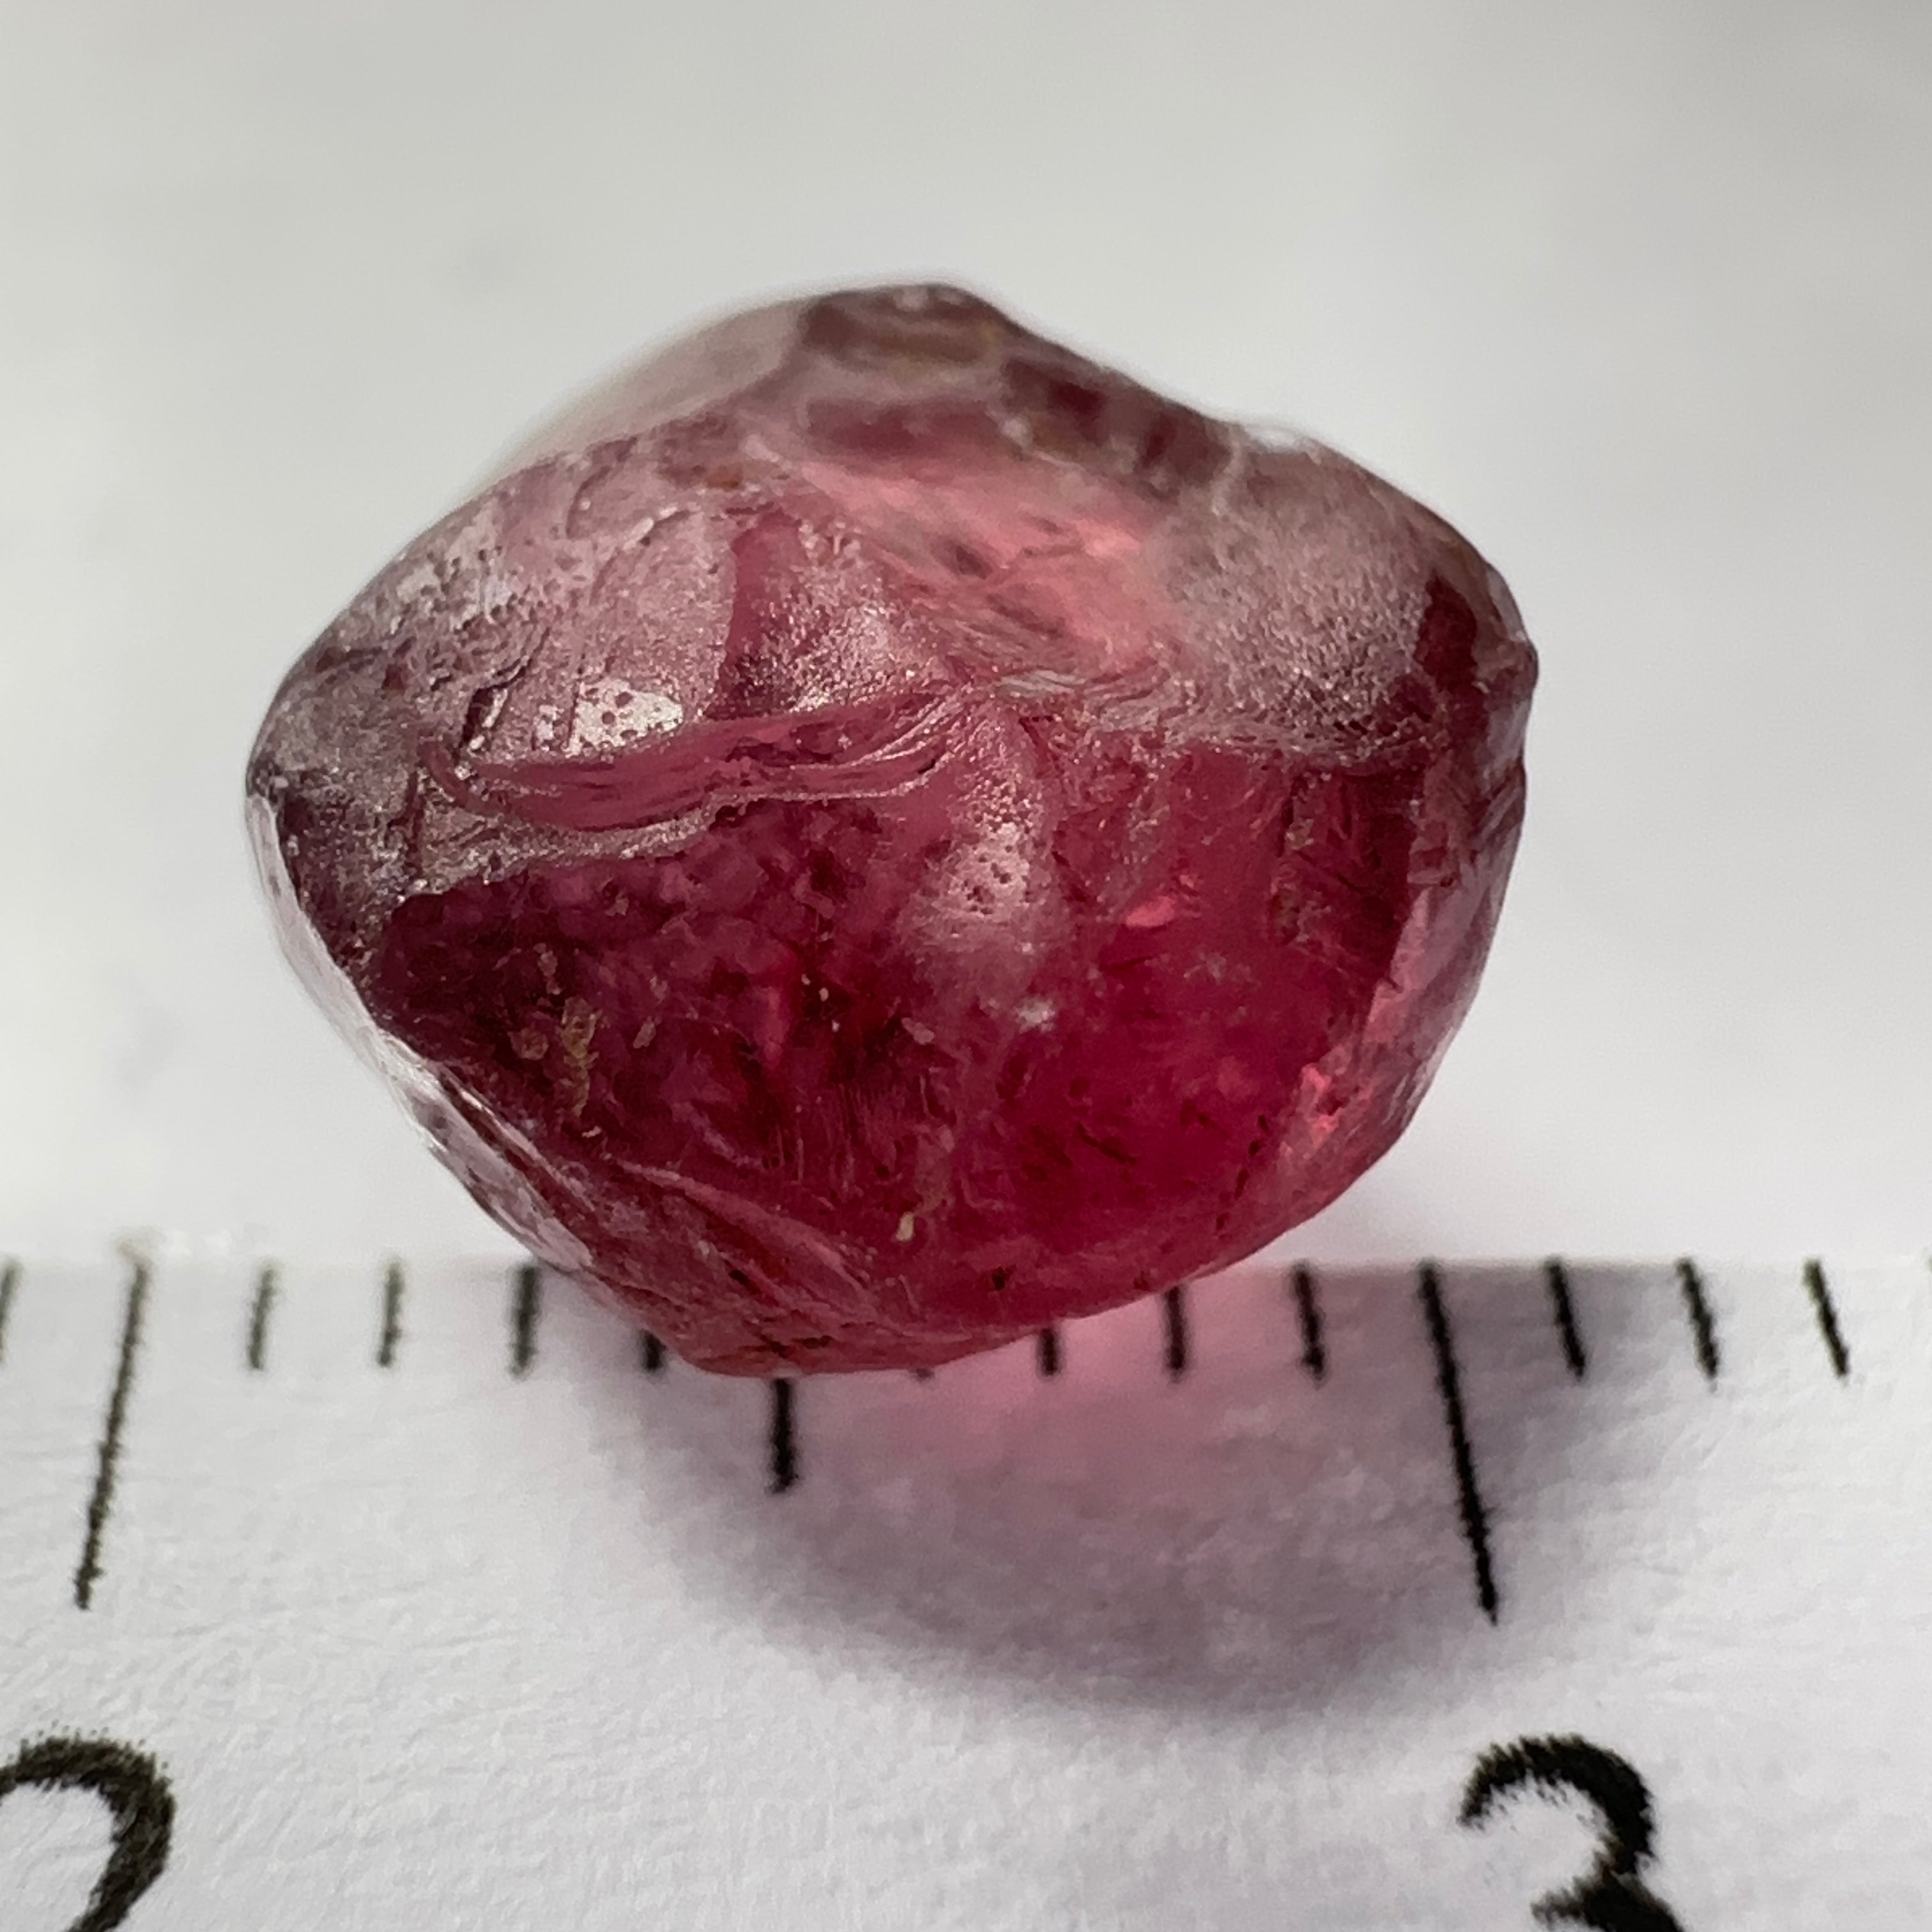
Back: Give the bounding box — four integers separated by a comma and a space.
247, 284, 1535, 1375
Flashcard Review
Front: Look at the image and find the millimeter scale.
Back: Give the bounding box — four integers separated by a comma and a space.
0, 1249, 1928, 1929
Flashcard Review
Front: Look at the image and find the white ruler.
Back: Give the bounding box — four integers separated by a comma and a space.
0, 1251, 1928, 1931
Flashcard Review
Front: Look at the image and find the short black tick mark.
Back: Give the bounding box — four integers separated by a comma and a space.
1161, 1286, 1190, 1380
1036, 1326, 1062, 1378
0, 1257, 19, 1365
510, 1262, 541, 1377
377, 1261, 405, 1369
1544, 1257, 1587, 1379
1676, 1259, 1720, 1383
75, 1260, 151, 1612
768, 1378, 798, 1493
246, 1264, 276, 1373
1418, 1262, 1499, 1623
1804, 1259, 1850, 1379
1290, 1264, 1326, 1382
640, 1331, 666, 1374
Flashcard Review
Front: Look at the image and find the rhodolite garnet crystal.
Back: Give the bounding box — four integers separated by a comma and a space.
248, 285, 1535, 1373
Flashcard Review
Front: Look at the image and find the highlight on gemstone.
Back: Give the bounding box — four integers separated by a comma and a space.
247, 284, 1536, 1374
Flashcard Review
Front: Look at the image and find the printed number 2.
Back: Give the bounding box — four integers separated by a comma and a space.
0, 1735, 174, 1931
1462, 1735, 1687, 1931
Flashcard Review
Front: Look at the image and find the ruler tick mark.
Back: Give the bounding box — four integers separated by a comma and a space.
768, 1378, 799, 1493
1161, 1286, 1190, 1381
1289, 1264, 1326, 1383
377, 1261, 405, 1369
1804, 1259, 1850, 1379
1676, 1259, 1721, 1383
0, 1257, 19, 1365
640, 1331, 666, 1375
1035, 1327, 1062, 1378
246, 1264, 277, 1373
74, 1259, 151, 1612
510, 1262, 542, 1377
1544, 1258, 1588, 1379
1418, 1262, 1499, 1624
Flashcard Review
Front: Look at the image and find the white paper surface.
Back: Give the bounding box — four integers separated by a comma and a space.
1, 1256, 1928, 1928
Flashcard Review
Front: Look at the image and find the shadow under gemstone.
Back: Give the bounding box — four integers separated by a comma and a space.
617, 1257, 1653, 1719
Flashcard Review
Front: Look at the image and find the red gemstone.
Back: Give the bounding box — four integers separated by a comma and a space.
248, 285, 1535, 1373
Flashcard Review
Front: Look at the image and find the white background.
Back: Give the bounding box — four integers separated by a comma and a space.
2, 0, 1929, 1269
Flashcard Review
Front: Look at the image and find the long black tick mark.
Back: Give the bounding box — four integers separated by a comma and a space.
75, 1261, 151, 1612
246, 1264, 276, 1373
1544, 1257, 1588, 1379
0, 1257, 19, 1365
1676, 1260, 1720, 1383
510, 1262, 541, 1377
1804, 1259, 1851, 1379
768, 1378, 798, 1493
1161, 1286, 1190, 1380
1418, 1262, 1499, 1623
377, 1261, 405, 1368
1035, 1327, 1062, 1378
640, 1331, 666, 1375
1289, 1264, 1326, 1382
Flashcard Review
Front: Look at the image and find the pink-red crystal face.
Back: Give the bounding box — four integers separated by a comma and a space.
247, 285, 1535, 1374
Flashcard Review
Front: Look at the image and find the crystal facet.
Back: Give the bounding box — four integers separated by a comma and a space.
248, 285, 1535, 1374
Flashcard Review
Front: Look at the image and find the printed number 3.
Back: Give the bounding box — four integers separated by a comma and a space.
0, 1735, 174, 1931
1462, 1735, 1687, 1931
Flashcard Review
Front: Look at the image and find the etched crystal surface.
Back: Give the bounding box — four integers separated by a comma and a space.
248, 285, 1536, 1373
